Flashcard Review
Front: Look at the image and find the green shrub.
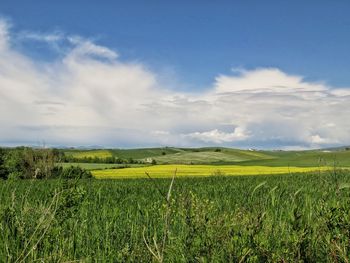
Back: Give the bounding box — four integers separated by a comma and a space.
3, 147, 59, 179
0, 148, 7, 179
60, 166, 92, 179
7, 171, 21, 180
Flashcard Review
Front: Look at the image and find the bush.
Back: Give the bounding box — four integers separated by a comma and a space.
0, 148, 7, 179
2, 147, 63, 179
60, 166, 92, 179
52, 166, 63, 178
4, 149, 25, 178
7, 172, 21, 180
3, 148, 59, 179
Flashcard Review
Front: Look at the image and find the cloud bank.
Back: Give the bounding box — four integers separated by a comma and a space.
0, 19, 349, 149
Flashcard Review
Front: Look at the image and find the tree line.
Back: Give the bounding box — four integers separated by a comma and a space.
0, 147, 91, 180
62, 155, 144, 164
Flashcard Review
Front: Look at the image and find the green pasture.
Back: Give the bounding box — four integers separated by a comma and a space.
62, 147, 350, 167
2, 170, 350, 261
58, 162, 147, 170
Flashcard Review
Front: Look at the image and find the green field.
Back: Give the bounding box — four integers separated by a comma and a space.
64, 149, 113, 159
58, 162, 147, 170
63, 147, 184, 160
61, 147, 350, 180
2, 170, 350, 261
92, 164, 329, 179
62, 147, 350, 166
241, 149, 350, 167
2, 146, 350, 261
152, 149, 272, 164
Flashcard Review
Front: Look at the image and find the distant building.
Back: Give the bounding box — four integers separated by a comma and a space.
144, 157, 153, 163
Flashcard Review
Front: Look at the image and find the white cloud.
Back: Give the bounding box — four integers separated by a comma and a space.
310, 134, 338, 145
0, 19, 10, 50
0, 19, 350, 149
183, 128, 249, 144
214, 68, 326, 93
19, 31, 64, 43
152, 130, 170, 136
66, 36, 118, 60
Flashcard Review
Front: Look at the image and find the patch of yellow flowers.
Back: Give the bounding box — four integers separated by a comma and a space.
92, 164, 330, 179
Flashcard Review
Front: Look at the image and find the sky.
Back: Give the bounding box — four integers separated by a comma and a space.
0, 0, 350, 149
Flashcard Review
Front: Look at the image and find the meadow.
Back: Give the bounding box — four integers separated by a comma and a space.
59, 162, 147, 170
1, 170, 350, 262
63, 147, 350, 166
2, 146, 350, 262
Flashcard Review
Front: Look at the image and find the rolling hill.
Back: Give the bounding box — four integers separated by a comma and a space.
62, 147, 350, 167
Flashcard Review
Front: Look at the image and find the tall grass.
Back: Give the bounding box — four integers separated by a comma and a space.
1, 169, 350, 261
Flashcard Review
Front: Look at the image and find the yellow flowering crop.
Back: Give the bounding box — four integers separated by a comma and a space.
92, 164, 329, 179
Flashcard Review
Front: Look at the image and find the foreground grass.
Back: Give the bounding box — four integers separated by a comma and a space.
92, 164, 329, 179
1, 170, 350, 261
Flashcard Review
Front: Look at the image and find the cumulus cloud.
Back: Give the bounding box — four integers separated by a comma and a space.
0, 19, 10, 50
183, 128, 249, 144
0, 19, 349, 149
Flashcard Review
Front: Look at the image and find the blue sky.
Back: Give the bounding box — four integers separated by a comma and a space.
2, 0, 350, 89
0, 1, 350, 149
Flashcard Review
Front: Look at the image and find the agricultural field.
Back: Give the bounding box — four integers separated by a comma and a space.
2, 146, 350, 261
61, 147, 350, 180
92, 164, 330, 179
64, 149, 113, 159
152, 149, 272, 164
241, 149, 350, 167
59, 162, 147, 170
1, 170, 350, 261
62, 147, 350, 166
63, 147, 184, 160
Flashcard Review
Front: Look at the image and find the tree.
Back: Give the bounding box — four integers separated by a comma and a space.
30, 148, 56, 179
0, 148, 8, 179
60, 166, 92, 179
4, 147, 58, 179
4, 148, 24, 179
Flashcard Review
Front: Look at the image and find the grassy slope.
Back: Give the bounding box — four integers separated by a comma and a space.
64, 147, 184, 160
109, 147, 184, 159
62, 147, 350, 167
154, 148, 273, 164
241, 150, 350, 167
58, 163, 148, 170
64, 149, 113, 159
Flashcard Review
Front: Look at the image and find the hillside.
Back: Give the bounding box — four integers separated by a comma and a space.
62, 147, 350, 167
240, 149, 350, 167
152, 148, 273, 164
